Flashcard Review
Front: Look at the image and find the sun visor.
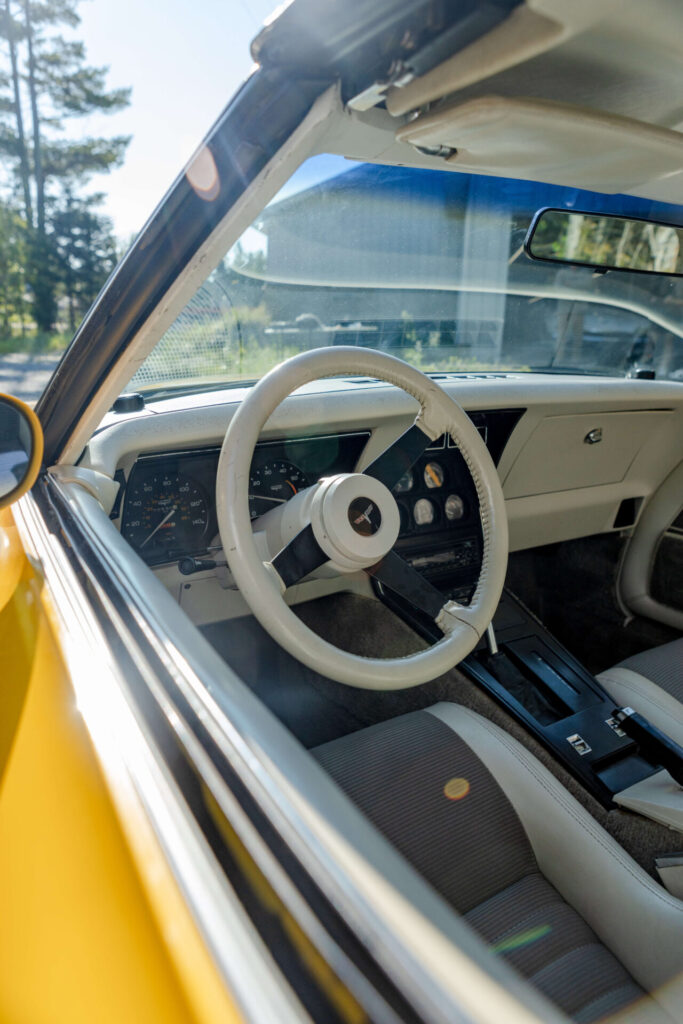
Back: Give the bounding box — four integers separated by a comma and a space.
395, 97, 683, 196
383, 1, 618, 118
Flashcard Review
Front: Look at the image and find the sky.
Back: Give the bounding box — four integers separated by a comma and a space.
68, 0, 279, 241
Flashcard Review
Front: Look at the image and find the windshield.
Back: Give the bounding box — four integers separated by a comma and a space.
130, 155, 683, 393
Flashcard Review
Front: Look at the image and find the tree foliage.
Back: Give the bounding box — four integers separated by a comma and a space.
0, 0, 129, 337
52, 189, 117, 329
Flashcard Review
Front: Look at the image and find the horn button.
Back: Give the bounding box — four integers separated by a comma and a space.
309, 473, 400, 572
348, 496, 382, 536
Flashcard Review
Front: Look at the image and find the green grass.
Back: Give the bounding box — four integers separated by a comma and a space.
133, 338, 519, 394
0, 330, 70, 356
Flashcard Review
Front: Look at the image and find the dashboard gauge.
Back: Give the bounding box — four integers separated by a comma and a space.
423, 461, 445, 489
393, 470, 414, 494
249, 460, 308, 519
444, 493, 465, 521
413, 497, 435, 527
123, 472, 209, 556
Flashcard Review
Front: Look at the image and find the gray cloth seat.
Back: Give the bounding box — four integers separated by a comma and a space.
598, 638, 683, 748
314, 706, 682, 1023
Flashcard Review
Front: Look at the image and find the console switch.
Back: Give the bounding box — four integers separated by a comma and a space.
615, 707, 683, 786
567, 733, 592, 756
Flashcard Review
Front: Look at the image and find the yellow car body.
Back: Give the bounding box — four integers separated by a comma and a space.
0, 510, 238, 1024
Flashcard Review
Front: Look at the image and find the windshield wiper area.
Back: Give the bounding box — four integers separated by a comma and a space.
527, 366, 616, 377
135, 379, 258, 402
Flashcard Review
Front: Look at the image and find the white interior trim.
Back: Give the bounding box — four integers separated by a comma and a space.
396, 96, 683, 196
385, 1, 614, 116
618, 458, 683, 629
613, 770, 683, 834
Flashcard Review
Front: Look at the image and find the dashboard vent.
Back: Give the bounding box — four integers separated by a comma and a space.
430, 372, 518, 381
342, 372, 518, 385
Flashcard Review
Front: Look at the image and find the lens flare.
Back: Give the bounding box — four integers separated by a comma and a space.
443, 777, 470, 800
186, 145, 220, 202
492, 924, 552, 954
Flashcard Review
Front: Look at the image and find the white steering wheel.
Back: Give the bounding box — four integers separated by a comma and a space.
216, 347, 508, 689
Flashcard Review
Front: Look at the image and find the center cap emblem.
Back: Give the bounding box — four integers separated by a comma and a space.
348, 496, 382, 537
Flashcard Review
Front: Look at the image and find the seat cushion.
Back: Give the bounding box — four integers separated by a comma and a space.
617, 640, 683, 704
313, 711, 650, 1023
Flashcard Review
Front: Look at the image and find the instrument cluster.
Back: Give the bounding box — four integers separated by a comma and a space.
118, 409, 522, 568
391, 436, 473, 536
119, 433, 368, 566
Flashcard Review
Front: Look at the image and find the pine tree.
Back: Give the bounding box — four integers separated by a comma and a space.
0, 197, 28, 335
0, 0, 130, 332
52, 189, 117, 331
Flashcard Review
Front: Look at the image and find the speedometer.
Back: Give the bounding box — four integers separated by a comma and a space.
122, 471, 209, 558
249, 460, 308, 519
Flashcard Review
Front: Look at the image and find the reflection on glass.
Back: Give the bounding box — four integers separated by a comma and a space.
394, 470, 414, 494
0, 402, 31, 499
528, 209, 683, 276
424, 461, 445, 489
491, 923, 553, 954
445, 493, 465, 521
129, 156, 683, 393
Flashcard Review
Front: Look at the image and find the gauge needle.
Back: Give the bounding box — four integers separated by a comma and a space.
426, 465, 441, 488
248, 493, 288, 505
141, 505, 177, 547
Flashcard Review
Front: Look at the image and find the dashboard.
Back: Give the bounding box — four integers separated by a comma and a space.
78, 371, 683, 631
118, 408, 523, 603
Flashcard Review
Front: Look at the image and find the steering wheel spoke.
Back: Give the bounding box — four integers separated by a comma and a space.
361, 421, 434, 490
367, 548, 447, 622
271, 524, 327, 588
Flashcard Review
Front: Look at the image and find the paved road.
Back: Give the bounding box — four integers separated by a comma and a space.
0, 352, 62, 403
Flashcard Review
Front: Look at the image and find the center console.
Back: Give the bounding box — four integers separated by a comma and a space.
465, 592, 663, 807
377, 582, 682, 815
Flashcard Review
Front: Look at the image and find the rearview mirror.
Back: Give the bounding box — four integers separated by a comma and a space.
525, 208, 683, 277
0, 394, 43, 509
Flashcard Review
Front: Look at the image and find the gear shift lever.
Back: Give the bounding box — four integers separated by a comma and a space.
485, 622, 498, 655
481, 622, 559, 725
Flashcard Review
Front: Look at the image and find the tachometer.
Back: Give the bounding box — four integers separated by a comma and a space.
123, 471, 209, 557
249, 460, 308, 519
